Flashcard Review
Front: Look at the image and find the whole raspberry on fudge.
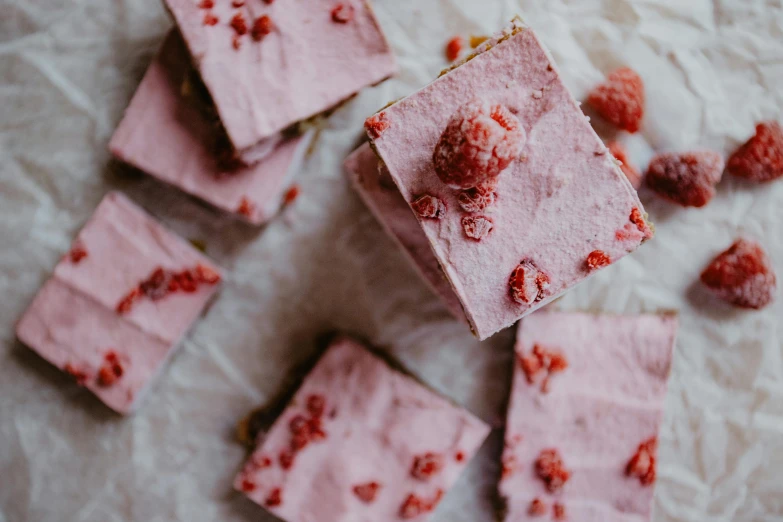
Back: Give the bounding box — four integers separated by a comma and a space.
727, 121, 783, 183
587, 67, 645, 133
433, 99, 526, 190
645, 150, 724, 207
700, 238, 777, 310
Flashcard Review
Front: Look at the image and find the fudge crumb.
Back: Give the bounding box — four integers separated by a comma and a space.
412, 194, 446, 220
237, 197, 255, 218
586, 250, 611, 270
528, 498, 547, 516
727, 121, 783, 182
462, 215, 494, 241
265, 488, 283, 507
69, 243, 88, 264
353, 482, 382, 503
535, 449, 571, 492
587, 67, 645, 133
331, 3, 355, 24
553, 502, 567, 520
64, 363, 88, 386
252, 15, 273, 41
509, 259, 550, 305
700, 238, 777, 310
203, 13, 219, 26
626, 437, 657, 486
445, 36, 463, 61
411, 452, 444, 481
365, 112, 390, 139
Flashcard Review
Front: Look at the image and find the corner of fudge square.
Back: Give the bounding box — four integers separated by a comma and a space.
14, 192, 223, 414
364, 19, 652, 340
233, 336, 490, 522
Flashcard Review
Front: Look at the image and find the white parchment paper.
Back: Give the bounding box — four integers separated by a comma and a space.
1, 0, 782, 521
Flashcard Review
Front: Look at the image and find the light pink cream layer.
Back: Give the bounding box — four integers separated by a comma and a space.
367, 21, 649, 339
15, 192, 222, 413
500, 312, 677, 522
234, 337, 490, 522
164, 0, 397, 158
110, 31, 309, 225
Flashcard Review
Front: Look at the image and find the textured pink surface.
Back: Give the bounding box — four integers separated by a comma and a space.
367, 21, 649, 339
109, 32, 309, 225
234, 336, 490, 522
500, 312, 677, 522
164, 0, 397, 157
344, 144, 465, 322
15, 192, 222, 413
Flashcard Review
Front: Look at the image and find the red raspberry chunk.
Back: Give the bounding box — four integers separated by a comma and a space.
203, 13, 219, 26
626, 437, 657, 486
252, 15, 273, 41
553, 502, 567, 520
230, 13, 248, 35
231, 0, 245, 6
433, 99, 526, 189
608, 141, 641, 189
239, 477, 256, 492
586, 250, 611, 270
69, 244, 88, 264
279, 450, 295, 470
727, 121, 783, 183
587, 67, 645, 133
331, 3, 355, 23
700, 238, 777, 310
461, 215, 493, 241
198, 0, 214, 8
307, 394, 326, 418
97, 351, 125, 387
411, 452, 444, 481
528, 498, 547, 516
535, 449, 571, 492
457, 179, 497, 212
237, 197, 255, 218
365, 112, 390, 139
265, 488, 282, 507
352, 482, 381, 503
629, 207, 652, 239
645, 150, 724, 207
140, 267, 172, 301
64, 363, 88, 386
411, 194, 446, 220
445, 36, 463, 61
399, 494, 424, 519
509, 259, 550, 305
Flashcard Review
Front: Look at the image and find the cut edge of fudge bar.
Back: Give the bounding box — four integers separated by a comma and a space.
233, 335, 491, 522
109, 31, 313, 225
365, 18, 653, 340
498, 311, 678, 522
15, 192, 223, 414
344, 143, 467, 323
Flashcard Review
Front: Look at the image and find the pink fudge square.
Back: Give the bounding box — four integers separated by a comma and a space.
344, 144, 465, 321
15, 192, 223, 414
110, 31, 310, 225
234, 336, 490, 521
499, 312, 677, 522
365, 20, 652, 339
163, 0, 397, 161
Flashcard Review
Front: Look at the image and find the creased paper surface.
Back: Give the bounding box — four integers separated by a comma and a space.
0, 0, 781, 521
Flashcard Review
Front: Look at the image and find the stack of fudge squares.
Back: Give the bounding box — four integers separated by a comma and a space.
16, 4, 783, 522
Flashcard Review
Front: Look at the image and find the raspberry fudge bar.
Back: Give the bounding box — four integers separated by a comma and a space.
500, 312, 677, 522
16, 192, 222, 414
164, 0, 397, 163
110, 32, 311, 225
364, 19, 652, 339
234, 336, 490, 521
345, 144, 465, 320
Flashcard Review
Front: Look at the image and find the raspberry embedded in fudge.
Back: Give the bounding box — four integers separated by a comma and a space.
700, 237, 777, 310
234, 337, 489, 522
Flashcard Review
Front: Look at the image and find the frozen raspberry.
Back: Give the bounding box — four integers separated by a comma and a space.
727, 121, 783, 183
586, 250, 611, 270
553, 503, 567, 520
265, 488, 282, 507
529, 498, 547, 516
352, 482, 381, 503
365, 112, 390, 139
457, 179, 497, 212
645, 150, 724, 207
433, 99, 526, 189
411, 194, 446, 219
445, 36, 463, 61
509, 259, 550, 305
230, 13, 247, 35
535, 449, 571, 492
411, 452, 444, 481
461, 215, 493, 241
252, 15, 273, 41
331, 3, 355, 23
626, 437, 657, 486
608, 141, 642, 189
700, 238, 777, 310
587, 67, 645, 133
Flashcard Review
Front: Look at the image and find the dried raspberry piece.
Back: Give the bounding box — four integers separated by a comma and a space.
608, 141, 641, 189
203, 13, 219, 26
535, 449, 571, 492
626, 437, 657, 486
64, 363, 88, 386
727, 121, 783, 183
237, 197, 255, 218
585, 250, 611, 270
433, 99, 526, 189
411, 453, 444, 481
457, 179, 497, 212
283, 185, 300, 206
445, 36, 463, 61
352, 482, 381, 503
307, 394, 325, 418
518, 353, 542, 384
587, 67, 645, 133
528, 498, 547, 516
198, 0, 214, 8
252, 15, 273, 41
399, 494, 424, 519
629, 207, 652, 239
279, 450, 295, 470
548, 351, 568, 374
265, 488, 282, 507
69, 244, 88, 264
700, 238, 777, 310
331, 3, 355, 23
116, 287, 141, 314
411, 194, 446, 220
230, 12, 248, 35
140, 268, 172, 301
239, 477, 256, 492
645, 150, 724, 207
462, 215, 493, 241
553, 502, 567, 520
509, 259, 550, 305
365, 112, 390, 139
195, 264, 221, 285
455, 451, 465, 462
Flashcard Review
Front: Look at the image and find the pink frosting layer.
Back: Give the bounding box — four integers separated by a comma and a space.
344, 144, 466, 321
15, 192, 222, 413
165, 0, 397, 156
368, 21, 649, 339
500, 312, 678, 522
235, 337, 490, 522
109, 31, 309, 225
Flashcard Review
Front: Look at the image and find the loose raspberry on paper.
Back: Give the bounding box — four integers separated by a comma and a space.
433, 99, 526, 189
626, 437, 657, 486
457, 179, 497, 212
727, 121, 783, 183
535, 449, 571, 492
587, 67, 645, 133
645, 150, 724, 207
445, 36, 463, 61
509, 259, 550, 305
411, 194, 446, 220
700, 238, 777, 310
608, 141, 642, 189
586, 250, 611, 270
462, 215, 493, 241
